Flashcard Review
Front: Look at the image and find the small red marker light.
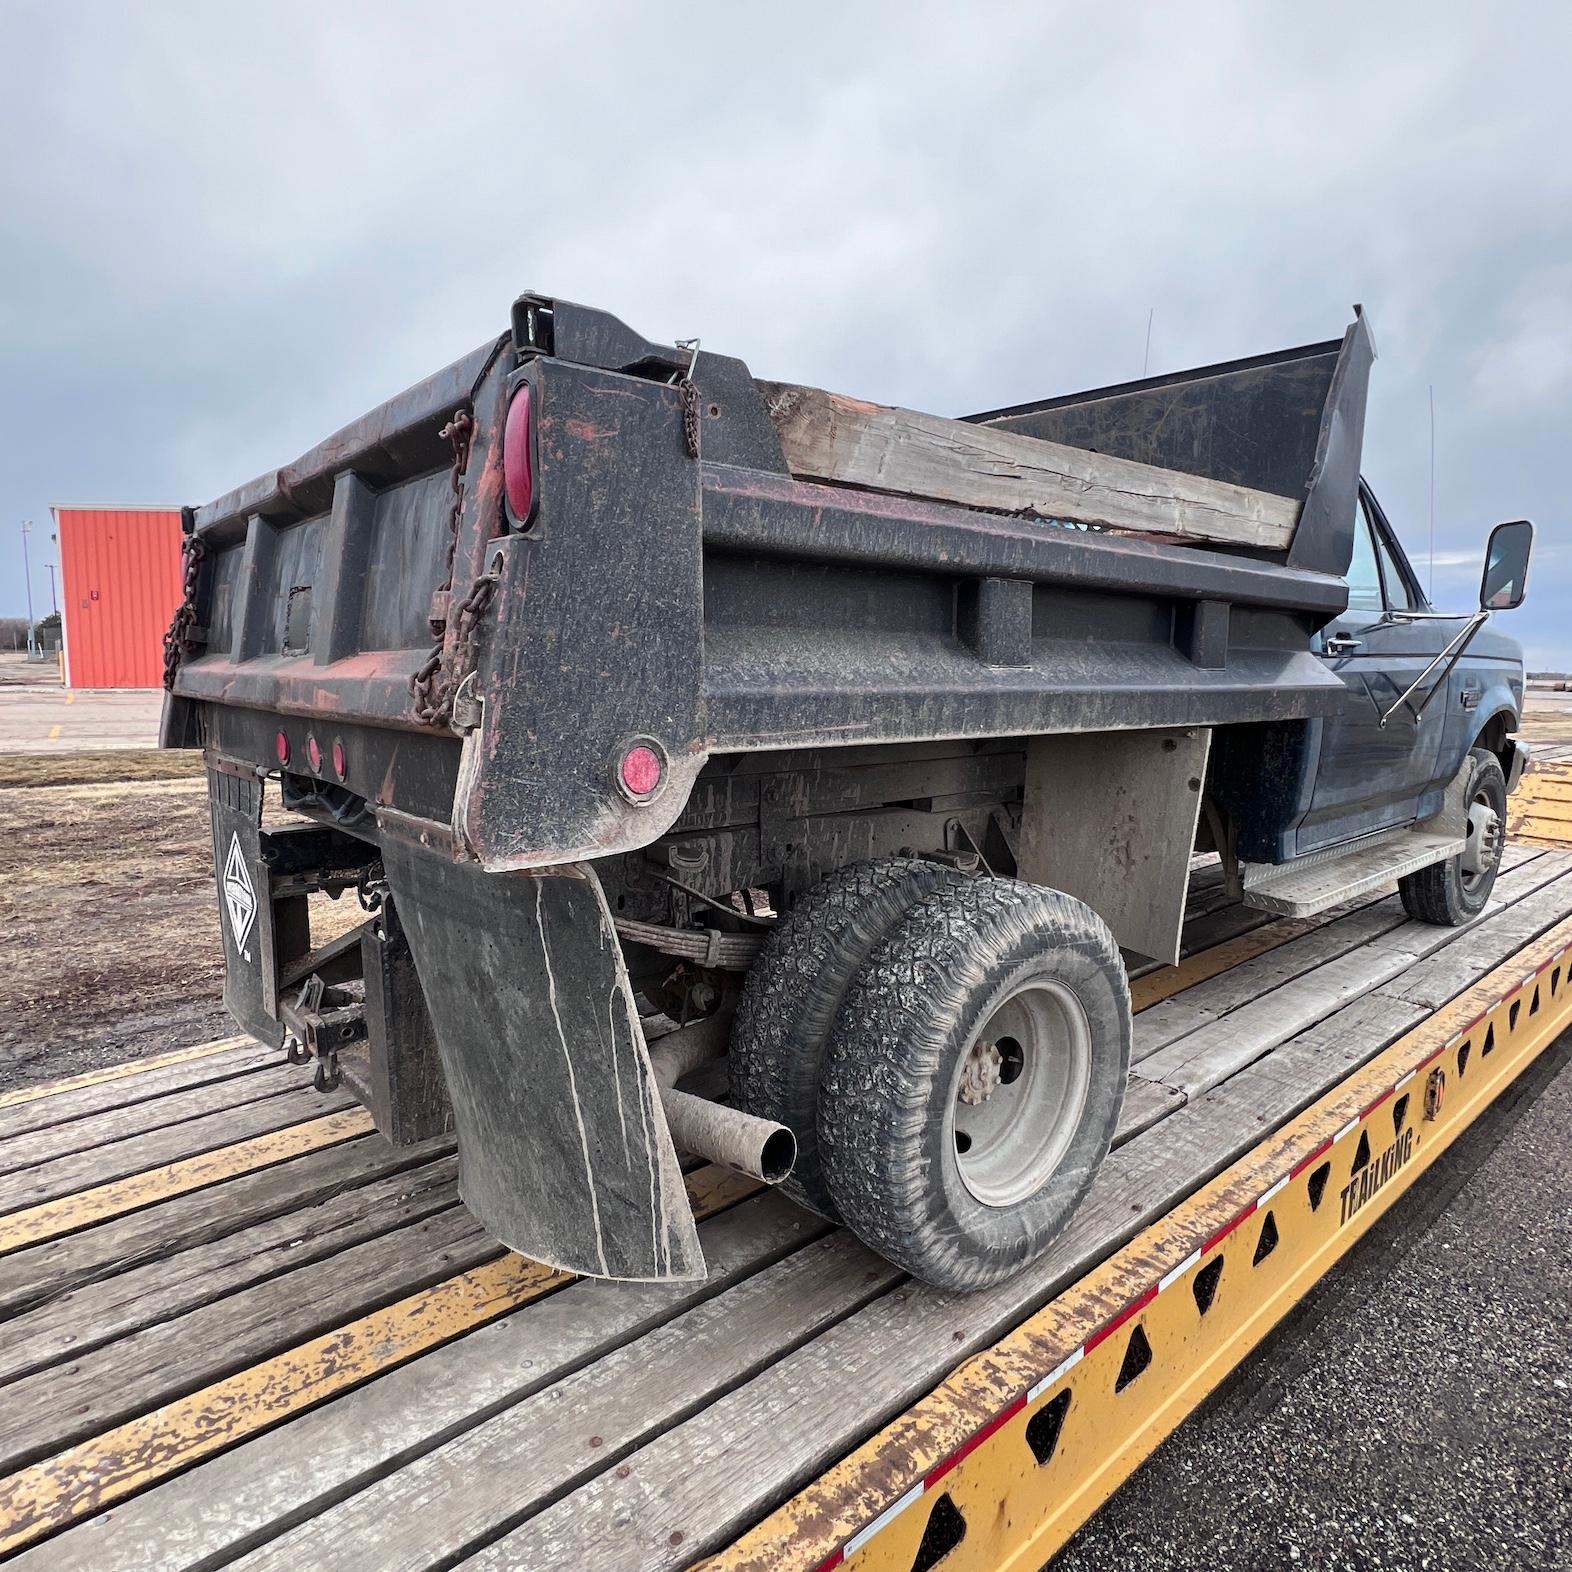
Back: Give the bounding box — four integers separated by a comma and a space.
275, 730, 290, 765
306, 735, 322, 773
332, 739, 347, 779
503, 384, 535, 521
619, 743, 664, 801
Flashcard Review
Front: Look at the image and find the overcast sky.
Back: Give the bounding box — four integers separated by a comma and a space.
2, 1, 1567, 664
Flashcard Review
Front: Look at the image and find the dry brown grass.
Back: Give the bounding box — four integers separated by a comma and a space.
0, 749, 205, 789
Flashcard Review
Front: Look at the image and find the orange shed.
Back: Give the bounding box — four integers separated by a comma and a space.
52, 505, 185, 689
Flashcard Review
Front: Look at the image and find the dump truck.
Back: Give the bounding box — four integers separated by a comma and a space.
161, 294, 1533, 1292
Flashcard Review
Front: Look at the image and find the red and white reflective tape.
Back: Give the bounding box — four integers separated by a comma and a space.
1157, 1249, 1202, 1293
1028, 1345, 1084, 1402
827, 1396, 1032, 1565
817, 941, 1570, 1569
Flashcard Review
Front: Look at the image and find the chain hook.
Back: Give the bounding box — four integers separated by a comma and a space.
673, 338, 703, 460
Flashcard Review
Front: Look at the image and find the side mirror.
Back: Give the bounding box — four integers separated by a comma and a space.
1480, 519, 1533, 611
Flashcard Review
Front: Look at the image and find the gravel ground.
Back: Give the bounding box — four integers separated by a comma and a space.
0, 760, 229, 1091
0, 749, 345, 1092
1053, 1030, 1572, 1572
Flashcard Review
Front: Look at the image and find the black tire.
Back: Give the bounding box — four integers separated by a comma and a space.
1399, 748, 1508, 926
729, 857, 965, 1218
818, 877, 1130, 1292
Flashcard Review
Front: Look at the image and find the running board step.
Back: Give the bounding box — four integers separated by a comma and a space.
1241, 828, 1466, 917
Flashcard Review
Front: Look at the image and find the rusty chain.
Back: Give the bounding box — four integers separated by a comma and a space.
680, 380, 702, 459
674, 338, 702, 460
162, 532, 208, 691
434, 409, 473, 617
411, 409, 494, 727
410, 568, 500, 727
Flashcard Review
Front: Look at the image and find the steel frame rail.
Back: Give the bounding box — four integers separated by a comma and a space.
702, 914, 1572, 1572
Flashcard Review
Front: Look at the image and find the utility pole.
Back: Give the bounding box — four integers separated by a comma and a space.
47, 561, 58, 616
1427, 386, 1436, 599
21, 519, 36, 659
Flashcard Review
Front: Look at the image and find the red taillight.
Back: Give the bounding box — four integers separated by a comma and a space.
306, 735, 322, 773
618, 743, 664, 801
332, 739, 347, 779
503, 384, 534, 521
275, 730, 290, 765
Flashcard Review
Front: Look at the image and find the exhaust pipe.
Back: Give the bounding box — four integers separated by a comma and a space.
644, 1010, 797, 1185
660, 1086, 797, 1184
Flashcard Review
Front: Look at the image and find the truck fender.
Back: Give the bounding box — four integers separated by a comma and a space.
380, 835, 704, 1282
1468, 700, 1523, 776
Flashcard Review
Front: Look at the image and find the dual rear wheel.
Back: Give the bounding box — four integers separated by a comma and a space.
731, 860, 1130, 1291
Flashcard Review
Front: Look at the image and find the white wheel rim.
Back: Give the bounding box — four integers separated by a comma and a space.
1462, 792, 1502, 889
948, 978, 1094, 1208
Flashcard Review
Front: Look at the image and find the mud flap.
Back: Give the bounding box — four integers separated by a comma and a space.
207, 766, 286, 1048
379, 837, 705, 1282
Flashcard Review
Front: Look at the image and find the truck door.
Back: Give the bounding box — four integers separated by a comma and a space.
1297, 486, 1453, 854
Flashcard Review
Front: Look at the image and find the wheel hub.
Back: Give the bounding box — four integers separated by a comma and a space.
950, 979, 1094, 1208
957, 1039, 1004, 1105
1462, 797, 1502, 881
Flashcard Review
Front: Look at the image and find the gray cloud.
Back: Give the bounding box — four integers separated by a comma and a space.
3, 0, 1567, 662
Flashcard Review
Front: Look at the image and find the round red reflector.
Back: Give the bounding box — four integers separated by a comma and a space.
332, 739, 347, 779
275, 730, 290, 765
503, 384, 534, 521
620, 744, 664, 799
306, 735, 322, 773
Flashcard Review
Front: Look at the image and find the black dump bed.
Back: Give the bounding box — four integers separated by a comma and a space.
163, 294, 1374, 872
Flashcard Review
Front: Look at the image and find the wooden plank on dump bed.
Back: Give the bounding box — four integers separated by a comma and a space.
756, 382, 1302, 549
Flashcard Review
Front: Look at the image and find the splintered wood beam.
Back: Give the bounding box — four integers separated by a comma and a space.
757, 381, 1302, 550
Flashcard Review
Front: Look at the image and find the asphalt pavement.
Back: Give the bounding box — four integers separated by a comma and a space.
1053, 1030, 1572, 1572
0, 652, 161, 750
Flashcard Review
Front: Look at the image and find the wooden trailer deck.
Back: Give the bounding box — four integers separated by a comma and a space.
3, 742, 1572, 1571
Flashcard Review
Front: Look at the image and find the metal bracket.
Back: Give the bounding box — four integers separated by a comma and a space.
1379, 610, 1489, 728
281, 973, 367, 1095
450, 670, 484, 731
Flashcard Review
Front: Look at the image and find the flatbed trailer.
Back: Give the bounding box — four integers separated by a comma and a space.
2, 742, 1570, 1571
